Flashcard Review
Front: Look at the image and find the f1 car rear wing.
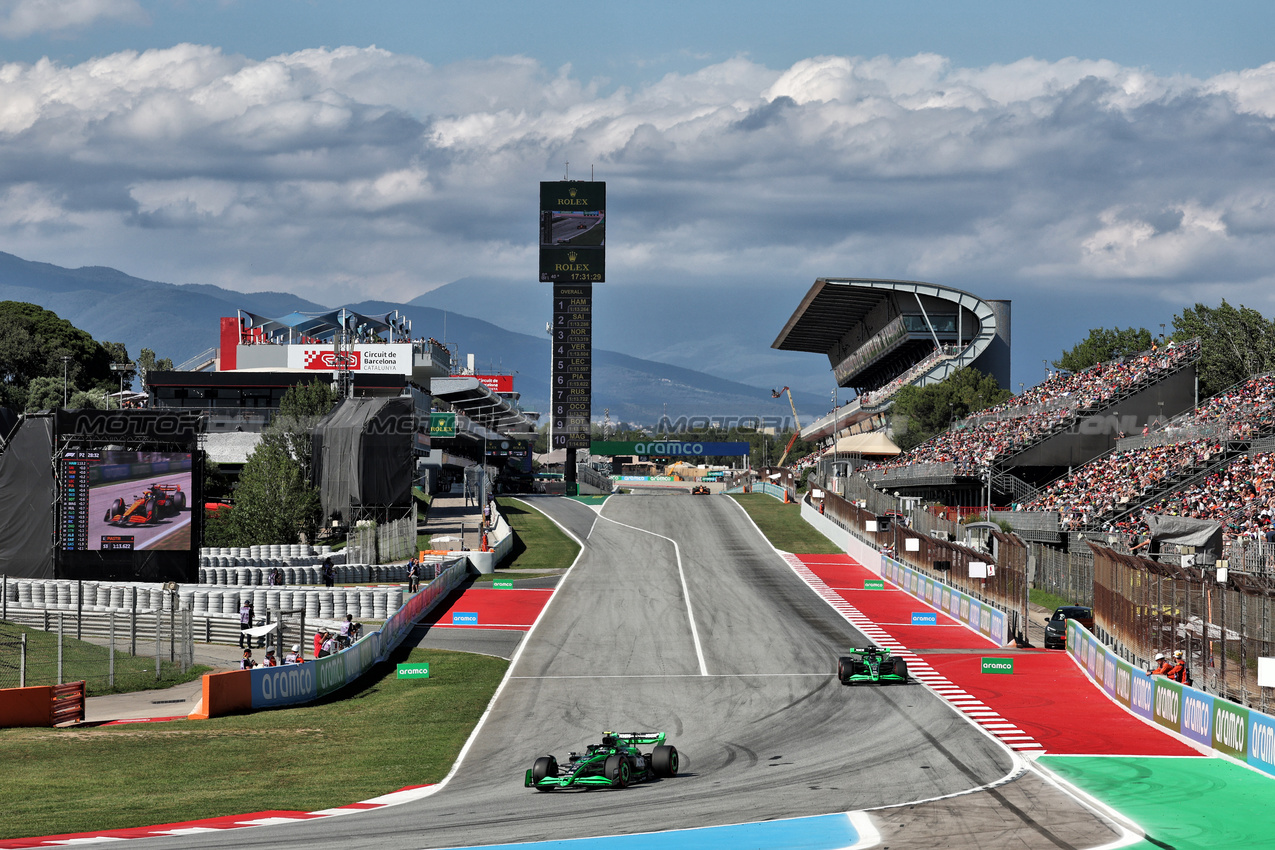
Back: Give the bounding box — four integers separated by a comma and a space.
610, 731, 667, 746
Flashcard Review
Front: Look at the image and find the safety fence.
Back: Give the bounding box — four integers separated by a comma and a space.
804, 482, 1028, 639
1067, 620, 1275, 776
0, 607, 195, 694
1091, 543, 1275, 713
1031, 541, 1096, 607
192, 558, 470, 718
346, 503, 418, 564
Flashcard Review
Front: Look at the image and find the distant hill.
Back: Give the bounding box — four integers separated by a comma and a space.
0, 251, 827, 425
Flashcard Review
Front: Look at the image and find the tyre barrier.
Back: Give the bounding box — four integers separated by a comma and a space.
1, 579, 405, 622
199, 545, 334, 559
192, 561, 413, 586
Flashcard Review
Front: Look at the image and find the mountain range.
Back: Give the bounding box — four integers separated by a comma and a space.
0, 251, 828, 426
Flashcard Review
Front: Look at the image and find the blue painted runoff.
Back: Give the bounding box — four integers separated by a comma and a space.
442, 812, 862, 850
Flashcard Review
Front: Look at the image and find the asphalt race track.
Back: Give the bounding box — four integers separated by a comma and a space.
130, 495, 1126, 850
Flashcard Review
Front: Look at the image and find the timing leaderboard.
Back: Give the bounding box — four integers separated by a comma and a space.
60, 451, 134, 551
60, 451, 98, 550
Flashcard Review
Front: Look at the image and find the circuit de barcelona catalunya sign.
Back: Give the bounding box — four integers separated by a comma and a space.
591, 441, 751, 457
286, 344, 412, 374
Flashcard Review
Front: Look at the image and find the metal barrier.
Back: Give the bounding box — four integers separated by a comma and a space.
813, 483, 1028, 638
0, 608, 195, 694
346, 504, 418, 564
50, 682, 85, 725
1091, 542, 1274, 712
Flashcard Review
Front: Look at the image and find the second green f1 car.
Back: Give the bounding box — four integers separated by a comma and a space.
525, 731, 681, 791
837, 646, 909, 685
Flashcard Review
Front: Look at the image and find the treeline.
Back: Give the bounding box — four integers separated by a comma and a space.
0, 301, 171, 410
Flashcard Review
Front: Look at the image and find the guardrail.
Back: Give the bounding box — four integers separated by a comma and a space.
191, 558, 470, 718
1067, 620, 1275, 776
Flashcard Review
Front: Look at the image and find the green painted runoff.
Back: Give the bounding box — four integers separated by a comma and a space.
1040, 755, 1275, 849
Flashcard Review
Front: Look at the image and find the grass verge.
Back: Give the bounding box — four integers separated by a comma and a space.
470, 571, 560, 584
729, 494, 842, 554
0, 620, 210, 696
494, 498, 581, 571
0, 646, 507, 840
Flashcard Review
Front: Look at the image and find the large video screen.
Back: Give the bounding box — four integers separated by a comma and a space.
539, 180, 605, 283
61, 450, 195, 551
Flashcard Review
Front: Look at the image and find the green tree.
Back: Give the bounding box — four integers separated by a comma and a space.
890, 367, 1013, 451
202, 459, 234, 502
267, 381, 339, 483
225, 441, 321, 545
203, 505, 239, 548
1172, 301, 1275, 397
68, 389, 104, 409
1053, 327, 1153, 373
25, 375, 64, 411
0, 302, 118, 409
136, 347, 174, 390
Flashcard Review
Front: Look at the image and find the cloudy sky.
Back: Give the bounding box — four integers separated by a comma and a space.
2, 1, 1274, 395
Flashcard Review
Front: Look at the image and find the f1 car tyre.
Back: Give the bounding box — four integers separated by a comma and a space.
174, 490, 186, 511
106, 498, 125, 521
144, 497, 157, 521
531, 756, 558, 788
605, 754, 630, 788
893, 658, 909, 683
652, 745, 679, 777
837, 656, 855, 684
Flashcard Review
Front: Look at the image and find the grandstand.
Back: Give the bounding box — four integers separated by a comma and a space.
1019, 373, 1275, 535
772, 278, 1011, 461
859, 339, 1202, 506
150, 308, 537, 502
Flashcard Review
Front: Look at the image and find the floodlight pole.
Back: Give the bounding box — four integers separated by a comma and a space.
110, 362, 134, 409
62, 355, 72, 407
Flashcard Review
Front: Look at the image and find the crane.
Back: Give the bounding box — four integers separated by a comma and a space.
770, 387, 803, 467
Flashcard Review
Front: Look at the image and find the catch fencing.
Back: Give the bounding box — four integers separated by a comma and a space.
0, 607, 195, 695
346, 503, 418, 564
813, 480, 1029, 638
1091, 543, 1275, 713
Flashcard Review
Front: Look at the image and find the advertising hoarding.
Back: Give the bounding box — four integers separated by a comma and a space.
286, 344, 412, 374
540, 181, 605, 283
456, 374, 514, 393
590, 441, 752, 457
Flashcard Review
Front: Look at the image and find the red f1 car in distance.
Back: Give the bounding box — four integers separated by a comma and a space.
104, 483, 187, 526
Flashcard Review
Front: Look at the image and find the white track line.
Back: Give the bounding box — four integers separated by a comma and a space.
595, 509, 709, 677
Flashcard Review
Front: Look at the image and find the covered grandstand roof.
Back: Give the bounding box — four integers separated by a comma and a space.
240, 307, 411, 343
772, 279, 900, 354
430, 376, 536, 435
833, 432, 902, 456
772, 278, 1009, 396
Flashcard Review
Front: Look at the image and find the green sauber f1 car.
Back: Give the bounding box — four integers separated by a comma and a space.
837, 646, 909, 685
525, 732, 681, 791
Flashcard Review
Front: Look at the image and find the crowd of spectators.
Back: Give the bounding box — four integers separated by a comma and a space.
1125, 452, 1275, 540
858, 346, 957, 408
1021, 374, 1275, 531
1025, 440, 1223, 531
869, 338, 1201, 476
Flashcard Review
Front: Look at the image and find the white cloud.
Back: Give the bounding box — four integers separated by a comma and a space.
1, 44, 1275, 348
0, 0, 145, 38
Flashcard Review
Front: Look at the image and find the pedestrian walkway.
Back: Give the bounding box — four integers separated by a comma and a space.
417, 491, 486, 552
83, 642, 246, 724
